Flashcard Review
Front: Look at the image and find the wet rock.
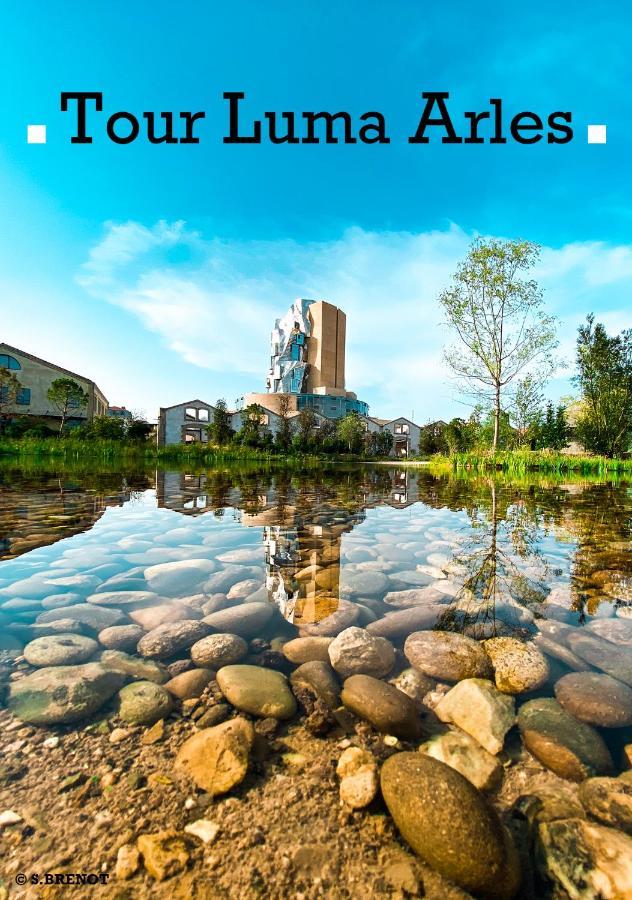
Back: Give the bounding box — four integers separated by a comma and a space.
195, 704, 231, 728
554, 671, 632, 728
174, 717, 254, 796
381, 752, 520, 898
100, 650, 169, 684
434, 678, 515, 755
87, 590, 161, 607
203, 565, 261, 594
190, 633, 248, 668
567, 630, 632, 687
137, 829, 190, 881
164, 668, 215, 700
282, 636, 333, 664
518, 698, 614, 781
536, 818, 632, 898
389, 667, 435, 706
533, 634, 591, 672
202, 602, 274, 638
383, 586, 451, 608
516, 784, 586, 823
23, 633, 98, 667
8, 663, 125, 724
405, 630, 492, 682
217, 664, 296, 719
587, 617, 632, 646
98, 624, 144, 652
365, 604, 444, 639
144, 559, 216, 596
137, 621, 209, 660
142, 719, 165, 744
40, 592, 81, 609
130, 603, 201, 630
340, 570, 389, 598
420, 730, 503, 791
483, 638, 550, 694
300, 599, 360, 637
115, 843, 140, 880
340, 674, 421, 740
118, 681, 173, 725
36, 604, 126, 630
337, 747, 378, 809
26, 619, 92, 640
289, 661, 341, 709
328, 627, 395, 679
226, 578, 262, 601
578, 776, 632, 834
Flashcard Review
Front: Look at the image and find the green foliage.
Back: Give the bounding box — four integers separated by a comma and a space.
574, 314, 632, 457
46, 378, 89, 433
336, 412, 366, 454
535, 402, 568, 451
236, 404, 270, 448
450, 449, 632, 475
0, 367, 22, 427
208, 398, 234, 446
274, 395, 294, 452
509, 375, 544, 447
439, 238, 559, 450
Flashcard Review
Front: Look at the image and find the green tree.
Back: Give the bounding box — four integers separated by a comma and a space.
574, 315, 632, 457
0, 367, 22, 431
46, 378, 89, 434
439, 239, 559, 451
336, 413, 366, 454
510, 375, 544, 447
83, 415, 125, 440
238, 403, 267, 447
275, 394, 294, 452
296, 408, 317, 449
209, 398, 234, 446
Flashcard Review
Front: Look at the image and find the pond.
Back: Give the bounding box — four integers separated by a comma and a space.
1, 463, 631, 897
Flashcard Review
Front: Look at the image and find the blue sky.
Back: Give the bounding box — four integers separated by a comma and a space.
1, 1, 631, 422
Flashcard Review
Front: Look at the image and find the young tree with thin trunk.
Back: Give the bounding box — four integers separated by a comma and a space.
47, 377, 89, 434
439, 239, 558, 451
0, 368, 22, 432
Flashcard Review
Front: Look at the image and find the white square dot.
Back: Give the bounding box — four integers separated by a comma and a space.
587, 124, 607, 144
27, 124, 47, 144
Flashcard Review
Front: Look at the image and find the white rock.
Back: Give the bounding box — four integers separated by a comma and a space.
328, 627, 395, 678
184, 819, 220, 844
0, 810, 22, 826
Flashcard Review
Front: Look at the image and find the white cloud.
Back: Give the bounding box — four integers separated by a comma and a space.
77, 221, 632, 421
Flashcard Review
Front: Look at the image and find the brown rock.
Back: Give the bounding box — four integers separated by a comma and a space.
137, 829, 189, 881
164, 668, 215, 700
174, 717, 254, 796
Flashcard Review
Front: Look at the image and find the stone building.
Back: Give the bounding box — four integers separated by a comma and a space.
0, 342, 108, 427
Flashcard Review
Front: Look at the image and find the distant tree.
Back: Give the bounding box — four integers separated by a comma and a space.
47, 378, 89, 434
337, 413, 366, 454
419, 421, 448, 455
574, 314, 632, 457
374, 429, 394, 457
126, 417, 153, 441
275, 394, 294, 452
210, 398, 234, 446
510, 375, 544, 447
238, 403, 267, 447
296, 408, 317, 448
439, 239, 559, 451
84, 415, 125, 440
0, 367, 22, 431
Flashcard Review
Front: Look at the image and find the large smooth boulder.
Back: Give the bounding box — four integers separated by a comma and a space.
518, 698, 614, 781
405, 630, 492, 682
282, 637, 332, 664
341, 674, 421, 740
567, 631, 632, 687
36, 604, 126, 630
554, 671, 632, 728
87, 591, 161, 607
23, 634, 98, 667
300, 599, 360, 637
434, 678, 515, 755
216, 665, 296, 719
164, 668, 215, 700
190, 633, 248, 668
98, 624, 144, 652
381, 753, 520, 898
130, 603, 201, 630
202, 603, 274, 638
137, 621, 209, 660
144, 559, 216, 596
328, 627, 395, 678
174, 718, 254, 796
8, 663, 124, 724
100, 650, 169, 684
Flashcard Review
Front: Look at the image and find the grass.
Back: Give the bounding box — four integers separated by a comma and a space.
447, 449, 632, 474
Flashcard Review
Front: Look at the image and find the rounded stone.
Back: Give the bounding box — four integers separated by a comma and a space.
389, 668, 435, 706
216, 665, 296, 719
174, 718, 254, 796
483, 638, 550, 694
404, 630, 492, 682
130, 603, 201, 630
36, 604, 127, 631
554, 672, 632, 728
518, 698, 614, 782
289, 661, 341, 709
381, 752, 520, 898
337, 747, 378, 809
190, 634, 248, 668
118, 681, 173, 725
340, 570, 389, 598
23, 634, 98, 667
300, 599, 360, 637
587, 618, 632, 647
328, 627, 395, 679
99, 650, 169, 684
340, 674, 421, 740
579, 776, 632, 834
567, 631, 632, 687
8, 663, 125, 725
420, 730, 503, 792
98, 624, 145, 652
137, 621, 209, 660
202, 602, 274, 638
434, 679, 516, 756
164, 668, 215, 700
366, 605, 445, 639
282, 637, 333, 665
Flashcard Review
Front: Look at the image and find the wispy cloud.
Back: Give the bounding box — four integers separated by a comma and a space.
77, 221, 632, 420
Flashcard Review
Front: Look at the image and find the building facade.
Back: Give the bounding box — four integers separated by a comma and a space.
0, 343, 108, 427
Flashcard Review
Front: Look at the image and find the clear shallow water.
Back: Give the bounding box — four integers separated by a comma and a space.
1, 465, 631, 642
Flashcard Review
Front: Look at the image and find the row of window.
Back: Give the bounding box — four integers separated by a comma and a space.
0, 387, 30, 404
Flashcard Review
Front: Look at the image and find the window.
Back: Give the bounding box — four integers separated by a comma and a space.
185, 407, 209, 422
197, 408, 209, 422
16, 388, 30, 405
394, 423, 410, 435
0, 354, 20, 370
